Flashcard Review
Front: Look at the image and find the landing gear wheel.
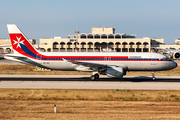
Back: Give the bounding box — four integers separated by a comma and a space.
94, 74, 99, 79
152, 77, 156, 81
90, 75, 96, 81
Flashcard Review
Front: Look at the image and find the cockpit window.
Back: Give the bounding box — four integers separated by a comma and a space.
162, 57, 171, 61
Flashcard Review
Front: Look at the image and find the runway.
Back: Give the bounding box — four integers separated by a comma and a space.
0, 75, 180, 89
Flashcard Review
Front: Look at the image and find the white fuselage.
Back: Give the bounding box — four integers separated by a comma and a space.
5, 52, 177, 71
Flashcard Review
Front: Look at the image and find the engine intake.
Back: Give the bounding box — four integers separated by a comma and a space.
173, 52, 180, 59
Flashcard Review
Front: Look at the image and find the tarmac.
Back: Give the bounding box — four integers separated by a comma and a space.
0, 75, 180, 89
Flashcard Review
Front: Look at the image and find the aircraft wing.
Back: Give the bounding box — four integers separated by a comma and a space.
152, 47, 179, 53
62, 58, 107, 71
151, 47, 180, 59
70, 61, 107, 68
152, 47, 179, 51
151, 47, 169, 50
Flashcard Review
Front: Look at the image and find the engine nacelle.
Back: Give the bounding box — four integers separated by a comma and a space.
173, 52, 180, 59
106, 66, 124, 78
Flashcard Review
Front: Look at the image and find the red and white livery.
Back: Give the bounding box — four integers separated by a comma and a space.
5, 24, 177, 80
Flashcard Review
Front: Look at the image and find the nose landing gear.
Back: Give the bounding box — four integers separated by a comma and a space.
152, 71, 156, 80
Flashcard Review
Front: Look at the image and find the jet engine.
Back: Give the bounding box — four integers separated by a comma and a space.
106, 66, 124, 78
173, 52, 180, 59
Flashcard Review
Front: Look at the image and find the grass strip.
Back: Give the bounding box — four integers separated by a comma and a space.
1, 89, 180, 102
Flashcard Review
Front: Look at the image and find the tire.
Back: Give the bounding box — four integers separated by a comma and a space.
90, 75, 95, 81
94, 74, 99, 79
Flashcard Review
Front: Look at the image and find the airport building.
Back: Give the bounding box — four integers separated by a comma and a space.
0, 39, 36, 53
0, 27, 179, 53
38, 27, 163, 53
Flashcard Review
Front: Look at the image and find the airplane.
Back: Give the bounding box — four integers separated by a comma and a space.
4, 24, 177, 80
152, 47, 180, 59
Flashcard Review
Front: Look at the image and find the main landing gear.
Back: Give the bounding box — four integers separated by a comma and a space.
90, 71, 99, 81
90, 74, 99, 81
152, 71, 156, 80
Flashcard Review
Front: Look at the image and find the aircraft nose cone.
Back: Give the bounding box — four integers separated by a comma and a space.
173, 61, 178, 68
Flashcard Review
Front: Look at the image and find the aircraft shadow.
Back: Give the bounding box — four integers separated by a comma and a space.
0, 76, 180, 82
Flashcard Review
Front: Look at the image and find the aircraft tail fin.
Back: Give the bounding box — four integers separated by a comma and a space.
7, 24, 39, 57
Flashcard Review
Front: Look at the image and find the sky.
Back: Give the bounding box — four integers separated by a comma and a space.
0, 0, 180, 44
